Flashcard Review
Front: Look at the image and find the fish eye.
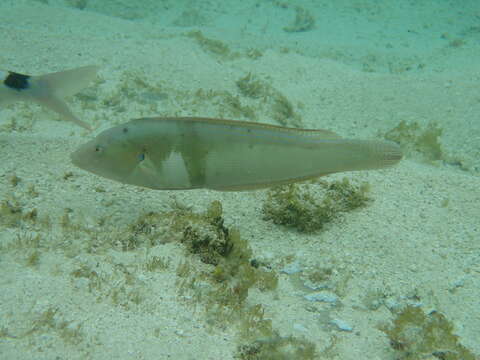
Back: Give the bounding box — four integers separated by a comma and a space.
137, 153, 145, 162
94, 145, 104, 153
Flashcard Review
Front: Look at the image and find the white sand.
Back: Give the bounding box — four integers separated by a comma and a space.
1, 1, 479, 359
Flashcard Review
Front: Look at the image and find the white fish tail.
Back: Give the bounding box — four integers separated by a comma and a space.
31, 65, 99, 130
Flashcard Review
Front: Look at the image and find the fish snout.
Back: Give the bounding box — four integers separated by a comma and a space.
70, 141, 95, 170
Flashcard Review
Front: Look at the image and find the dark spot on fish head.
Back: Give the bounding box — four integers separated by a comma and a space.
122, 127, 128, 134
4, 72, 30, 91
94, 144, 104, 154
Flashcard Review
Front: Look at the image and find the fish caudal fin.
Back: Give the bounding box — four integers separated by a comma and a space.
37, 94, 92, 130
32, 65, 99, 129
37, 65, 99, 97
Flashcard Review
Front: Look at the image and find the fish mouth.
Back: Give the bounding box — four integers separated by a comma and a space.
70, 141, 93, 170
70, 148, 82, 167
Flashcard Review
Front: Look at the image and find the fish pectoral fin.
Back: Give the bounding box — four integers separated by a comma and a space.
35, 95, 92, 130
127, 155, 160, 188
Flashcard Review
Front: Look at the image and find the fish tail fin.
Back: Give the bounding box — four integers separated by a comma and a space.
31, 65, 99, 130
368, 140, 403, 169
347, 139, 403, 171
0, 86, 18, 105
39, 95, 92, 130
37, 65, 99, 97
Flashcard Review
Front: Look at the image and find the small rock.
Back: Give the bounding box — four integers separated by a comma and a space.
281, 261, 302, 275
331, 319, 353, 332
293, 323, 308, 332
304, 291, 338, 304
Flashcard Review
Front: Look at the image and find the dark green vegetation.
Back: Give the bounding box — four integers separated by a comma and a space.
99, 70, 302, 128
384, 121, 444, 163
186, 30, 266, 60
128, 201, 279, 302
0, 306, 84, 345
262, 178, 371, 232
3, 175, 478, 358
187, 30, 235, 58
235, 72, 303, 127
381, 306, 477, 360
235, 331, 317, 360
0, 179, 46, 267
66, 0, 88, 10
101, 70, 259, 121
283, 6, 316, 33
236, 73, 267, 99
0, 197, 37, 228
161, 201, 317, 358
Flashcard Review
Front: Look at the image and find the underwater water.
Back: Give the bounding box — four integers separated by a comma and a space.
1, 0, 479, 359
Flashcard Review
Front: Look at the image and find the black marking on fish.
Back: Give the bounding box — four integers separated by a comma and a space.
4, 72, 30, 91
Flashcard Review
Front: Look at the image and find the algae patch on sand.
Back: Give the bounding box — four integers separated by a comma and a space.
381, 306, 478, 360
235, 72, 303, 127
262, 178, 371, 233
384, 120, 444, 163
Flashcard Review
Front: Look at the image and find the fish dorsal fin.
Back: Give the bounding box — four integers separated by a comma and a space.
132, 117, 343, 140
293, 127, 341, 140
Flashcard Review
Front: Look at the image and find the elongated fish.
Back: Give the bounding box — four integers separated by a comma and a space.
0, 65, 98, 130
71, 117, 402, 191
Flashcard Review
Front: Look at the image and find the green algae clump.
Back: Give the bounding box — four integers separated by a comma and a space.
126, 201, 278, 308
381, 306, 477, 360
262, 179, 371, 233
283, 6, 315, 33
235, 72, 303, 127
384, 120, 443, 163
236, 332, 317, 360
236, 73, 268, 99
187, 30, 234, 58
